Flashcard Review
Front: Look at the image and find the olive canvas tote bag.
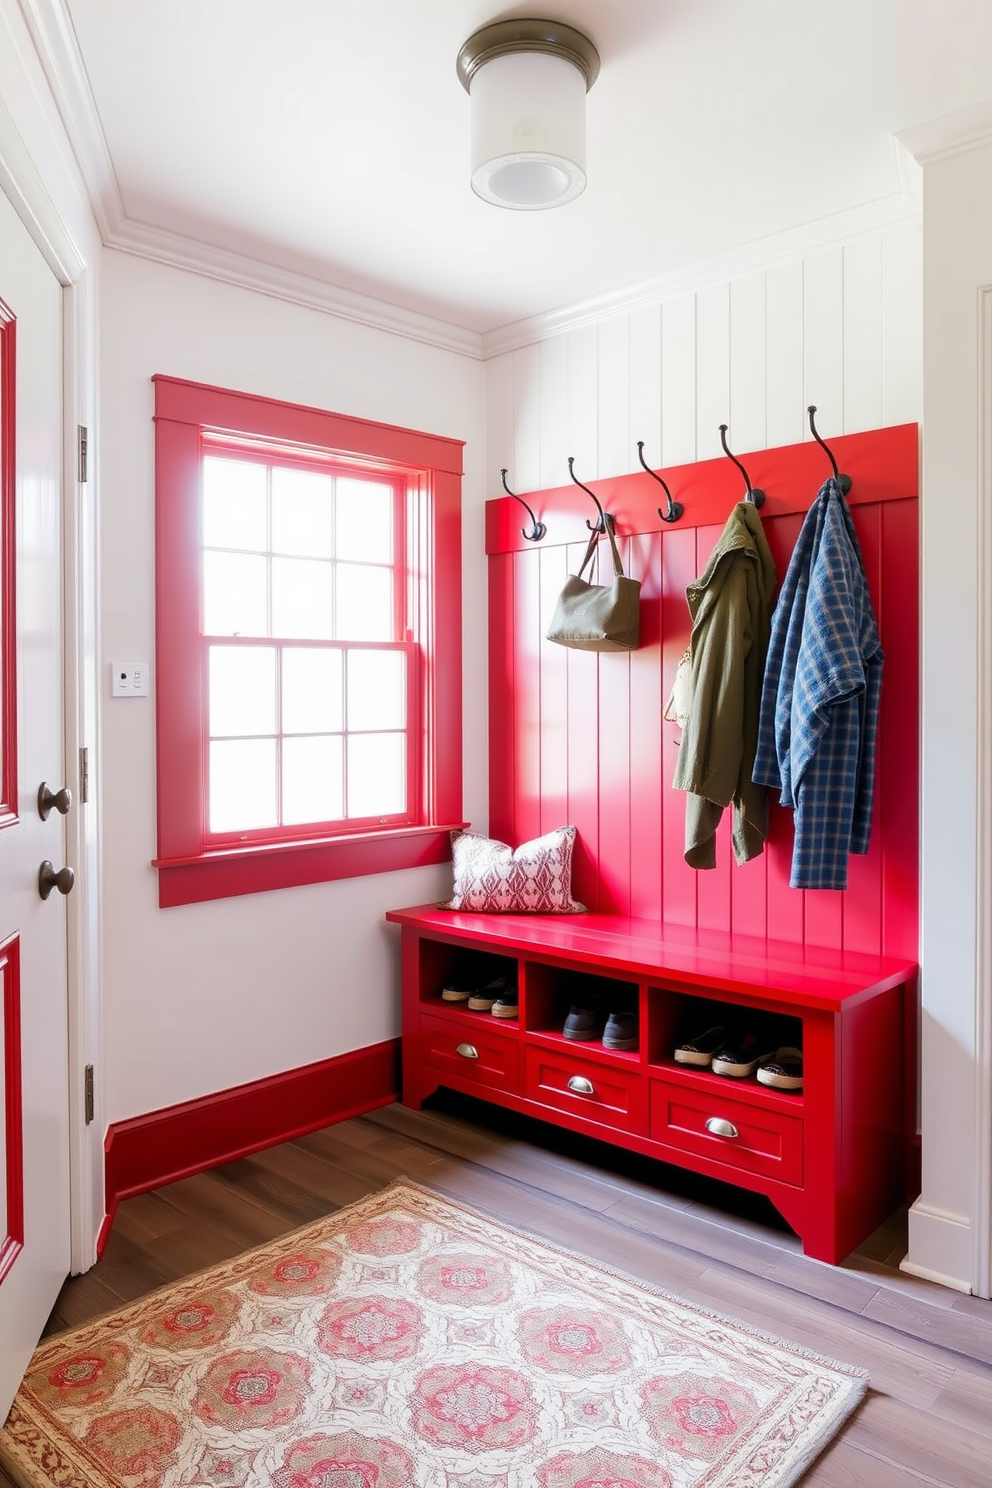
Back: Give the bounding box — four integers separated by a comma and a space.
546, 520, 640, 652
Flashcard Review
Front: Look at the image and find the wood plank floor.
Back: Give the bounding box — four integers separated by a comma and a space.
6, 1091, 992, 1487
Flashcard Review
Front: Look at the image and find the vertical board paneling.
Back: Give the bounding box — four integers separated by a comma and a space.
538, 544, 570, 835
730, 272, 767, 454
597, 545, 632, 915
565, 540, 601, 910
803, 249, 844, 441
488, 552, 515, 844
487, 352, 515, 487
660, 526, 699, 926
843, 234, 884, 433
566, 326, 599, 478
538, 336, 568, 493
628, 529, 663, 920
513, 343, 541, 495
512, 548, 542, 846
629, 304, 662, 471
882, 222, 924, 427
842, 503, 884, 955
598, 316, 631, 479
878, 498, 920, 961
696, 282, 731, 461
660, 294, 697, 467
766, 260, 805, 449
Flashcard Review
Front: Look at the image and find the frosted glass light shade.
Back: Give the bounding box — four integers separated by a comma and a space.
469, 51, 587, 209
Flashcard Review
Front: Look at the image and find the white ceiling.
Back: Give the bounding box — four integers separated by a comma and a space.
51, 0, 992, 338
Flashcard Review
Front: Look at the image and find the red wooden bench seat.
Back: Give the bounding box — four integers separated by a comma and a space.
386, 903, 917, 1264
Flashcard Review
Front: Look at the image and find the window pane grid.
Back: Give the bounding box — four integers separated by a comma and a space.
205, 640, 413, 838
201, 456, 396, 643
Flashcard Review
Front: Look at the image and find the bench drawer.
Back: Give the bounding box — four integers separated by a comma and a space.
418, 1013, 519, 1094
525, 1046, 644, 1133
649, 1079, 803, 1186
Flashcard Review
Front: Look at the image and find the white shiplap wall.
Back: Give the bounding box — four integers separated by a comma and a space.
486, 223, 922, 498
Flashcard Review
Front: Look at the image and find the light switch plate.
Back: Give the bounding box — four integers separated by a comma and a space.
111, 661, 149, 697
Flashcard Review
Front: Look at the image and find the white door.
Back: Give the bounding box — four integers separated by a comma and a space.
0, 186, 71, 1417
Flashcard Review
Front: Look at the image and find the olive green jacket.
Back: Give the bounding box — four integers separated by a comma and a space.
672, 501, 777, 868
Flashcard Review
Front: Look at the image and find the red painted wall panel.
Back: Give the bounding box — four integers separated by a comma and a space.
487, 425, 918, 960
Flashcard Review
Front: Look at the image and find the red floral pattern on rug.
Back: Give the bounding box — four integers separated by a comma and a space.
193, 1348, 311, 1430
0, 1182, 868, 1488
272, 1430, 413, 1488
315, 1296, 422, 1362
517, 1303, 634, 1376
641, 1370, 760, 1461
27, 1344, 130, 1411
248, 1248, 341, 1298
139, 1288, 242, 1352
416, 1250, 514, 1306
537, 1444, 674, 1488
411, 1363, 538, 1451
83, 1404, 181, 1487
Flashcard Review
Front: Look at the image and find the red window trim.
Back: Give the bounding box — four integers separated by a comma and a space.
153, 376, 464, 906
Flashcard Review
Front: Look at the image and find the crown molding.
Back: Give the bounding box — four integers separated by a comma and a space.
897, 98, 992, 166
104, 216, 485, 359
481, 185, 922, 358
18, 0, 484, 359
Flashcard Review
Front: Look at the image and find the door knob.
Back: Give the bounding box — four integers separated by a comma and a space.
38, 861, 74, 900
38, 782, 72, 820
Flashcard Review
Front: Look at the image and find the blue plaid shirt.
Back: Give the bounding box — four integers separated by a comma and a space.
752, 477, 883, 889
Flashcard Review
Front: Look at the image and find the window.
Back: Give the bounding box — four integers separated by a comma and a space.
152, 377, 464, 906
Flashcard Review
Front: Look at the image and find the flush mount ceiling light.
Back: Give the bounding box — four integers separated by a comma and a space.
457, 17, 600, 210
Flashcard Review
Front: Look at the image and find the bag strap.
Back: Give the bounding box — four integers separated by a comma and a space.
576, 519, 625, 580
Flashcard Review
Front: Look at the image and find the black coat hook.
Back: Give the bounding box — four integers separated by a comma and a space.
718, 424, 765, 508
807, 407, 852, 494
636, 441, 684, 524
567, 457, 614, 533
499, 469, 546, 541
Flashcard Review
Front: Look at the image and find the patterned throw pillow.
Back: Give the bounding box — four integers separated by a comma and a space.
442, 827, 586, 914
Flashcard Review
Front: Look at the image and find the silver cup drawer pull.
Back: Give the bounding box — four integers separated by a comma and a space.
705, 1116, 739, 1140
456, 1043, 479, 1060
567, 1075, 595, 1096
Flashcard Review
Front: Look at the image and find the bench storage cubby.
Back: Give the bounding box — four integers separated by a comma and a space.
386, 904, 917, 1265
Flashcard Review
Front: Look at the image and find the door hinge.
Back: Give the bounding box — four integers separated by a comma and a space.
79, 745, 89, 804
84, 1064, 94, 1125
77, 424, 88, 484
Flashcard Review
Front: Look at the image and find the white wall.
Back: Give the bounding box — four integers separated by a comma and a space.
100, 250, 487, 1123
486, 225, 922, 489
904, 137, 992, 1295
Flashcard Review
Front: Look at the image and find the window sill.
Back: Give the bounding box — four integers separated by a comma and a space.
153, 823, 465, 907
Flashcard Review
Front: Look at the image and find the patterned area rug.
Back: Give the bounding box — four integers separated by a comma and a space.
0, 1181, 867, 1488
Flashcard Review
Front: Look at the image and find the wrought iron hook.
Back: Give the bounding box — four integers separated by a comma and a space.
636, 441, 684, 524
718, 424, 765, 508
807, 406, 852, 494
568, 457, 614, 533
499, 469, 546, 541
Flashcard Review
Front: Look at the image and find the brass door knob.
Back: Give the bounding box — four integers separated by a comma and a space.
38, 861, 75, 900
38, 782, 72, 820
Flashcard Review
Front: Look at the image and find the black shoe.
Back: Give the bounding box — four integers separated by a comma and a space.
756, 1047, 803, 1090
467, 975, 514, 1011
711, 1032, 775, 1078
490, 985, 519, 1019
602, 1010, 638, 1051
673, 1025, 727, 1067
563, 999, 607, 1040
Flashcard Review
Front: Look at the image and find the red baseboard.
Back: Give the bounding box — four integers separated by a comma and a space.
101, 1038, 400, 1250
